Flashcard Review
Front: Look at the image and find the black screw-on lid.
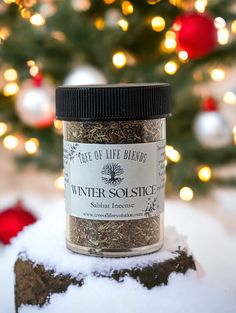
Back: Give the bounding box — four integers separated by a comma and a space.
56, 83, 171, 121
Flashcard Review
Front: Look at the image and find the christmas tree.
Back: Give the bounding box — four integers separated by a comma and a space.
0, 0, 236, 198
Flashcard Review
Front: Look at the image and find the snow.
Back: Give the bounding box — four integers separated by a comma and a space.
19, 273, 236, 313
1, 193, 236, 313
17, 224, 188, 278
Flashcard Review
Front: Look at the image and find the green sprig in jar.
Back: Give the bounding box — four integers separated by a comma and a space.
56, 84, 171, 257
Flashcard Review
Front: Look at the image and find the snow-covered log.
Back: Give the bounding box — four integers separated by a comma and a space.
14, 226, 196, 313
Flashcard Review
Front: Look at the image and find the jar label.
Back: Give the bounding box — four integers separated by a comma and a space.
64, 140, 166, 221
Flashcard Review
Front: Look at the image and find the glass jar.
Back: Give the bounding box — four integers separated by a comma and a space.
56, 84, 171, 257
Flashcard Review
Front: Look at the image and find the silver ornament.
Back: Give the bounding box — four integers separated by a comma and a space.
64, 65, 107, 86
193, 111, 232, 148
16, 80, 55, 128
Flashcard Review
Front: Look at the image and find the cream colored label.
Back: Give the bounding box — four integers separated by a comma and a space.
64, 141, 166, 221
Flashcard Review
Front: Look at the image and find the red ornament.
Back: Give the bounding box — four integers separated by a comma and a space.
173, 12, 217, 59
32, 71, 43, 87
202, 97, 218, 112
0, 201, 36, 245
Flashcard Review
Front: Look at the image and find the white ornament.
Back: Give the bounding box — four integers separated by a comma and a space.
71, 0, 91, 12
64, 65, 107, 86
105, 9, 122, 27
39, 2, 57, 18
16, 79, 55, 128
193, 111, 232, 149
0, 2, 7, 13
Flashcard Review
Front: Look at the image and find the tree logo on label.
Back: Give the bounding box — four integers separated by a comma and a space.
101, 163, 124, 186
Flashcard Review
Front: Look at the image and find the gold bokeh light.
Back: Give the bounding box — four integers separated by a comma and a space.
112, 51, 127, 69
151, 16, 165, 32
179, 187, 194, 201
198, 166, 212, 182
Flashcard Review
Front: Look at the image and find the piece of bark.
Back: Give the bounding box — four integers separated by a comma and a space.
15, 249, 196, 312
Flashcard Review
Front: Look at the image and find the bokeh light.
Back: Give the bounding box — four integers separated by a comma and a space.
179, 187, 194, 201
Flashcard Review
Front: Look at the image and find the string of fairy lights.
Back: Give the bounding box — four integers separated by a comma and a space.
0, 0, 236, 200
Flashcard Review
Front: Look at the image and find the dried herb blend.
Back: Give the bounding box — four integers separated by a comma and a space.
56, 84, 171, 257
